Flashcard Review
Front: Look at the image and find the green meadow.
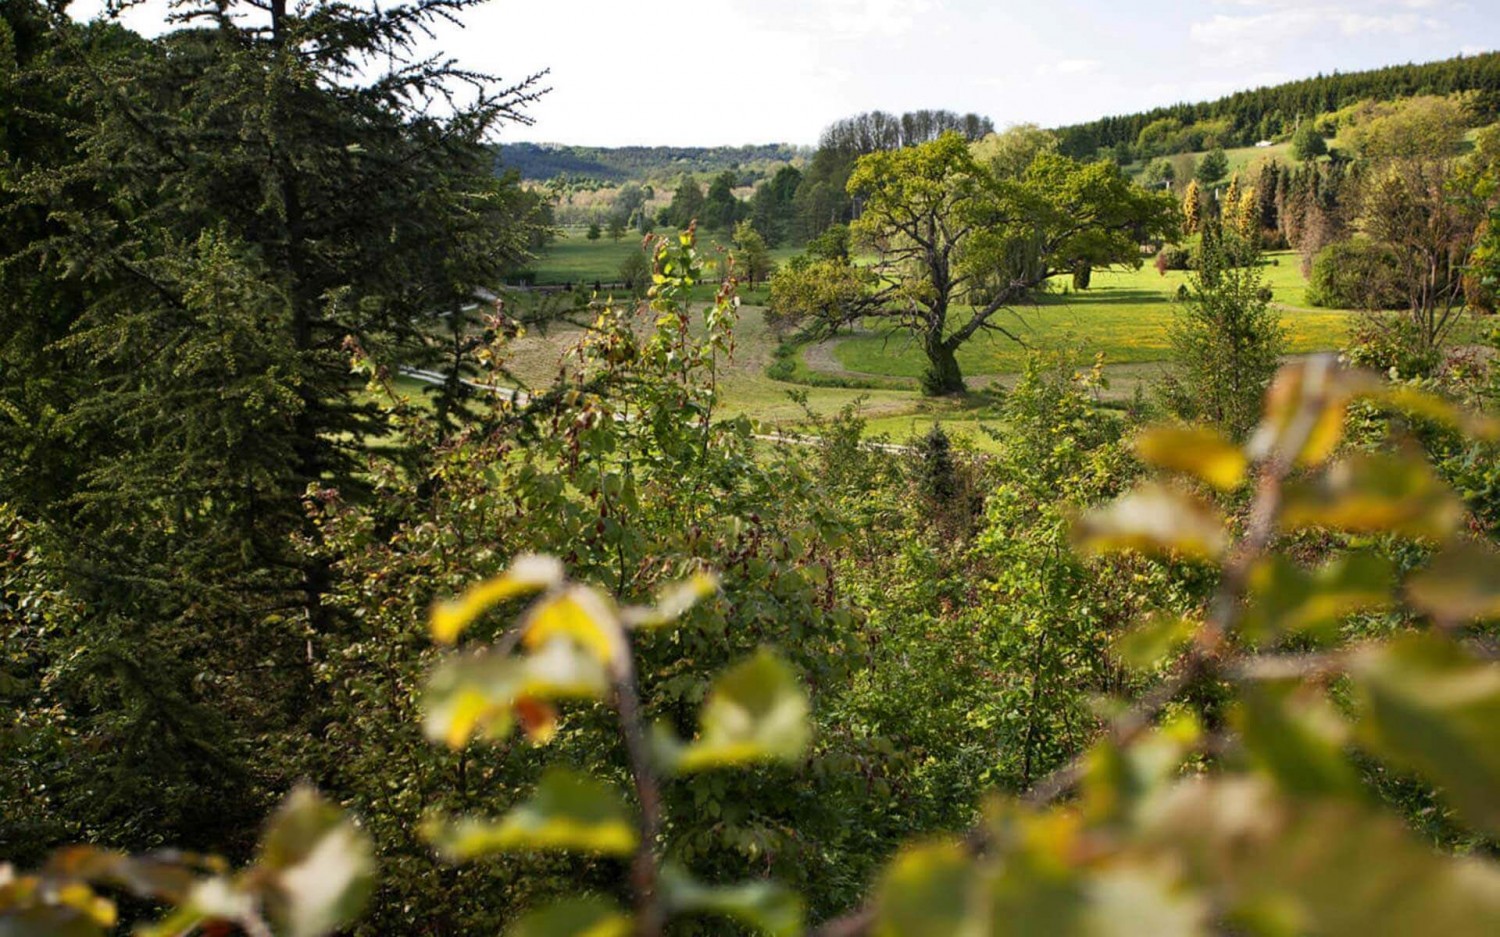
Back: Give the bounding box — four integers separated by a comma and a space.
824, 251, 1352, 381
502, 239, 1360, 450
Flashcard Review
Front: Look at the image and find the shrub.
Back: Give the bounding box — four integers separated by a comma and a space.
1306, 239, 1405, 310
1165, 231, 1285, 438
1291, 122, 1327, 160
1154, 244, 1193, 275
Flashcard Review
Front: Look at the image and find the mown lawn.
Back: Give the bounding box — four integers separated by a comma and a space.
829, 251, 1353, 380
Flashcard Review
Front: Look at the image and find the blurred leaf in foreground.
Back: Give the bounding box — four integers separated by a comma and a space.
662, 864, 803, 937
505, 897, 632, 937
1133, 425, 1247, 492
426, 768, 638, 860
1350, 636, 1500, 838
1405, 539, 1500, 623
1073, 482, 1228, 560
1241, 551, 1393, 645
1281, 452, 1464, 540
431, 555, 565, 643
664, 650, 811, 773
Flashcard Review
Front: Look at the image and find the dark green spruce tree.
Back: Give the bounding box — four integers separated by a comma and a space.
0, 0, 546, 858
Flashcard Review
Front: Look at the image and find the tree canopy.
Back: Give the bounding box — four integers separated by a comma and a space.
770, 133, 1177, 394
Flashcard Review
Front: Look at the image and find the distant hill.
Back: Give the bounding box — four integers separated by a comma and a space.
1057, 51, 1500, 160
493, 142, 809, 183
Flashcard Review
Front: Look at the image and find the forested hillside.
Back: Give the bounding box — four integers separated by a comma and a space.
494, 142, 807, 183
1058, 51, 1500, 159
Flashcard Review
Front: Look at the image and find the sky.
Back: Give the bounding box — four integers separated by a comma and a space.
68, 0, 1500, 147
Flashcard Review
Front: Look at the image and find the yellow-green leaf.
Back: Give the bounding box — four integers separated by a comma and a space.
1241, 552, 1393, 645
506, 898, 632, 937
1112, 614, 1201, 673
1073, 482, 1228, 560
1350, 636, 1500, 838
1364, 384, 1500, 441
1081, 715, 1201, 825
1133, 425, 1247, 491
670, 650, 810, 773
521, 585, 625, 666
1281, 452, 1464, 540
1233, 682, 1358, 798
422, 641, 607, 749
1247, 357, 1376, 467
661, 864, 803, 937
873, 840, 976, 937
257, 788, 375, 937
426, 769, 638, 860
1141, 776, 1500, 935
431, 555, 564, 643
1406, 539, 1500, 623
621, 572, 721, 629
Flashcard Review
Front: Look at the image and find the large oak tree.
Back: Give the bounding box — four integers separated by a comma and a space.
771, 133, 1176, 394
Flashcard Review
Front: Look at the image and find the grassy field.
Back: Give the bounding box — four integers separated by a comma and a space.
1127, 141, 1296, 182
527, 226, 801, 287
497, 238, 1366, 449
824, 251, 1352, 381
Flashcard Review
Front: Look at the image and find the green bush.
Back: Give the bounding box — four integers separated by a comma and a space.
1154, 244, 1194, 274
1306, 239, 1406, 310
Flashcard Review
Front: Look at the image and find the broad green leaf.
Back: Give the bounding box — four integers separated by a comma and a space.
1139, 776, 1500, 935
670, 650, 810, 773
426, 769, 638, 859
1081, 715, 1201, 825
620, 572, 721, 629
431, 555, 564, 643
137, 879, 249, 937
1350, 636, 1500, 838
1241, 552, 1392, 645
521, 585, 625, 666
1233, 682, 1359, 797
506, 898, 632, 937
1073, 482, 1228, 560
661, 864, 803, 937
987, 802, 1208, 937
873, 840, 977, 937
1281, 452, 1464, 540
983, 808, 1092, 936
1133, 425, 1247, 491
41, 847, 219, 904
1112, 614, 1200, 673
423, 640, 607, 749
0, 873, 118, 936
1076, 865, 1207, 937
1406, 539, 1500, 623
257, 788, 375, 937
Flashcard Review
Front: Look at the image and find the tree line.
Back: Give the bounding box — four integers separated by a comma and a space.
1056, 51, 1500, 162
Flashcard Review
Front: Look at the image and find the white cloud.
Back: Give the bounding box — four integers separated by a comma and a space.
1033, 58, 1103, 77
1336, 12, 1427, 35
737, 0, 940, 39
1191, 4, 1442, 66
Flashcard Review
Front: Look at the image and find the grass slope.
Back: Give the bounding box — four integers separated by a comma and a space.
827, 251, 1351, 380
